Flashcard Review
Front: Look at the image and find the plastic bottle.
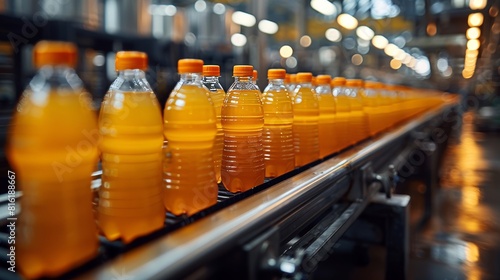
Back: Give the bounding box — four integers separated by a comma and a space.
287, 74, 298, 96
344, 79, 369, 144
221, 65, 265, 192
262, 69, 295, 177
332, 77, 350, 151
97, 51, 165, 243
163, 59, 218, 215
362, 81, 382, 136
6, 41, 99, 278
292, 72, 320, 167
253, 70, 260, 90
316, 75, 337, 158
202, 65, 225, 183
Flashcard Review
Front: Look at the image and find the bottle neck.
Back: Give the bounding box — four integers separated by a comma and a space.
180, 73, 203, 84
118, 68, 146, 77
297, 82, 313, 89
269, 78, 284, 86
112, 69, 152, 92
203, 76, 220, 83
33, 65, 83, 90
229, 76, 259, 91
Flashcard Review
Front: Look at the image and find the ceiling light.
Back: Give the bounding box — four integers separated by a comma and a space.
384, 43, 399, 56
280, 45, 293, 58
232, 11, 256, 27
310, 0, 337, 16
300, 35, 312, 47
325, 28, 342, 42
372, 35, 389, 49
467, 39, 480, 50
356, 26, 375, 41
469, 0, 487, 10
231, 33, 247, 47
258, 20, 279, 34
468, 13, 484, 27
337, 14, 358, 30
466, 27, 481, 39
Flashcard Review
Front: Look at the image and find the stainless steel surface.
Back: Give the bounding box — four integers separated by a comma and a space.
80, 101, 458, 280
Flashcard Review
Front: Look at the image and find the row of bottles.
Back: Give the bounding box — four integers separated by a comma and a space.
6, 41, 445, 279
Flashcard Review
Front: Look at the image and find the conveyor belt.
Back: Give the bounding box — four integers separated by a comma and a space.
0, 100, 459, 279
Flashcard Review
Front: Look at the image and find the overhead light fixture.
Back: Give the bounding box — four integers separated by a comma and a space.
468, 12, 484, 27
232, 11, 256, 27
469, 0, 487, 10
372, 35, 389, 49
337, 14, 358, 30
258, 20, 279, 34
280, 45, 293, 58
325, 28, 342, 42
466, 27, 481, 39
384, 43, 399, 56
356, 26, 375, 41
390, 59, 402, 70
467, 39, 480, 50
231, 33, 247, 47
310, 0, 337, 16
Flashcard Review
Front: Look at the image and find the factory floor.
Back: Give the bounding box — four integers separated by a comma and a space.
314, 112, 500, 279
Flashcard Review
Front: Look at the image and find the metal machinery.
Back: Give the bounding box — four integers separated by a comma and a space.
0, 99, 460, 280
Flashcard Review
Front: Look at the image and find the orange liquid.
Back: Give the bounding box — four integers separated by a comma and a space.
292, 86, 319, 166
209, 88, 225, 183
7, 90, 99, 278
98, 91, 165, 243
335, 95, 351, 151
164, 84, 218, 215
221, 89, 265, 192
348, 93, 369, 144
318, 93, 337, 158
262, 86, 294, 177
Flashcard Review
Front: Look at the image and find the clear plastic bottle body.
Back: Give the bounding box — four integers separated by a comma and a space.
202, 75, 225, 183
344, 83, 369, 144
7, 65, 99, 278
333, 84, 351, 151
362, 83, 382, 136
164, 72, 218, 215
221, 76, 265, 192
98, 68, 165, 243
262, 78, 294, 177
292, 82, 320, 167
316, 83, 337, 158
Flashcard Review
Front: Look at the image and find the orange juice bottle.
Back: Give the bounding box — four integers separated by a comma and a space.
262, 69, 294, 177
98, 51, 165, 243
202, 65, 225, 183
344, 79, 369, 144
164, 59, 218, 215
292, 72, 319, 167
253, 69, 261, 91
316, 75, 337, 158
221, 65, 265, 192
332, 77, 350, 151
6, 41, 99, 278
362, 81, 382, 136
287, 74, 298, 96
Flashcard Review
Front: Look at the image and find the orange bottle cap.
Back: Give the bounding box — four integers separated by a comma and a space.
364, 81, 378, 89
331, 77, 346, 86
203, 65, 220, 76
253, 70, 258, 80
233, 65, 253, 77
284, 73, 291, 83
296, 72, 313, 83
115, 51, 148, 71
316, 75, 331, 85
289, 74, 297, 83
346, 79, 363, 87
268, 69, 286, 79
33, 40, 77, 69
178, 58, 204, 74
